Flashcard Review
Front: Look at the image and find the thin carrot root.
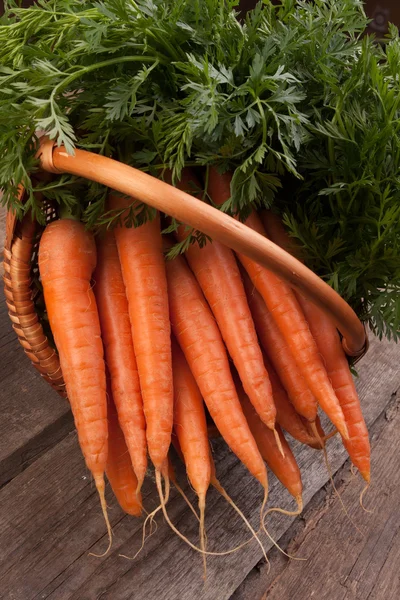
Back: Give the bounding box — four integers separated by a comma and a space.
263, 494, 303, 519
359, 482, 373, 514
121, 467, 171, 560
199, 494, 207, 580
212, 477, 269, 566
160, 468, 171, 504
261, 495, 305, 562
148, 513, 158, 536
316, 430, 365, 537
155, 471, 259, 557
310, 421, 325, 450
173, 479, 201, 523
273, 428, 285, 458
89, 475, 113, 558
120, 504, 162, 560
260, 484, 269, 532
323, 428, 338, 442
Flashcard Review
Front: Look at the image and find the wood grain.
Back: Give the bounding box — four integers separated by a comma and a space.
247, 389, 400, 600
0, 334, 398, 600
0, 291, 73, 486
232, 385, 400, 600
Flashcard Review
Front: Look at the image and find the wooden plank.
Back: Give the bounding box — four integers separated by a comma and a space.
231, 388, 400, 600
243, 385, 400, 600
0, 336, 398, 600
0, 292, 73, 486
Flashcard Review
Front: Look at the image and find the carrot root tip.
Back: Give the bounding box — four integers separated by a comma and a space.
263, 495, 304, 521
212, 477, 269, 563
89, 474, 113, 558
359, 482, 373, 514
199, 494, 207, 580
120, 504, 162, 561
310, 421, 325, 449
261, 493, 305, 561
135, 479, 144, 497
173, 479, 200, 523
262, 516, 305, 562
273, 428, 285, 458
320, 440, 365, 537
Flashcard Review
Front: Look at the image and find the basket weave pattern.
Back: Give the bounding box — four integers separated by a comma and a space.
3, 198, 66, 398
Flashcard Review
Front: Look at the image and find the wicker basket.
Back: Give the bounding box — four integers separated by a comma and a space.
3, 137, 368, 398
3, 195, 67, 397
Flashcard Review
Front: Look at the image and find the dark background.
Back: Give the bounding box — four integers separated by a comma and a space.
0, 1, 399, 35
239, 1, 400, 32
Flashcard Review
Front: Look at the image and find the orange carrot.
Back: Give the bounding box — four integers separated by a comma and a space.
299, 299, 370, 481
38, 217, 111, 547
109, 196, 173, 473
171, 437, 268, 561
261, 211, 303, 260
172, 336, 211, 499
94, 230, 147, 491
262, 212, 370, 482
172, 335, 211, 563
164, 239, 268, 491
174, 170, 276, 432
106, 388, 143, 517
241, 264, 318, 423
236, 375, 302, 501
207, 167, 348, 440
240, 215, 349, 439
262, 354, 322, 449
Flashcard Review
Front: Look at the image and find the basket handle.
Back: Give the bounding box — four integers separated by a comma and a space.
38, 138, 367, 358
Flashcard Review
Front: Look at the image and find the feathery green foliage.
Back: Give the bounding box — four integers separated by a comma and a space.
0, 0, 399, 338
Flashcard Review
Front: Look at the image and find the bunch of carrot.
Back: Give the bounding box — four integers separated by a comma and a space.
37, 167, 370, 560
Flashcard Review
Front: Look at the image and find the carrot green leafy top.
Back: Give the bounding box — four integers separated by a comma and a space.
0, 0, 399, 339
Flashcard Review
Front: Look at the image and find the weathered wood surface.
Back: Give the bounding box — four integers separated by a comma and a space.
1, 179, 73, 487
0, 290, 73, 487
0, 301, 398, 600
1, 211, 399, 598
233, 385, 400, 600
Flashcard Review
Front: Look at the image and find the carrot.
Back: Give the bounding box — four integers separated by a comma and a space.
207, 168, 348, 440
261, 211, 303, 260
298, 296, 370, 481
240, 215, 349, 439
38, 217, 111, 550
172, 336, 211, 567
172, 336, 211, 497
173, 170, 277, 435
241, 265, 318, 425
261, 353, 324, 449
262, 212, 370, 482
109, 196, 173, 473
168, 446, 202, 523
235, 374, 302, 502
164, 238, 268, 493
172, 433, 268, 559
234, 372, 305, 547
323, 331, 369, 481
94, 229, 147, 491
106, 387, 143, 517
